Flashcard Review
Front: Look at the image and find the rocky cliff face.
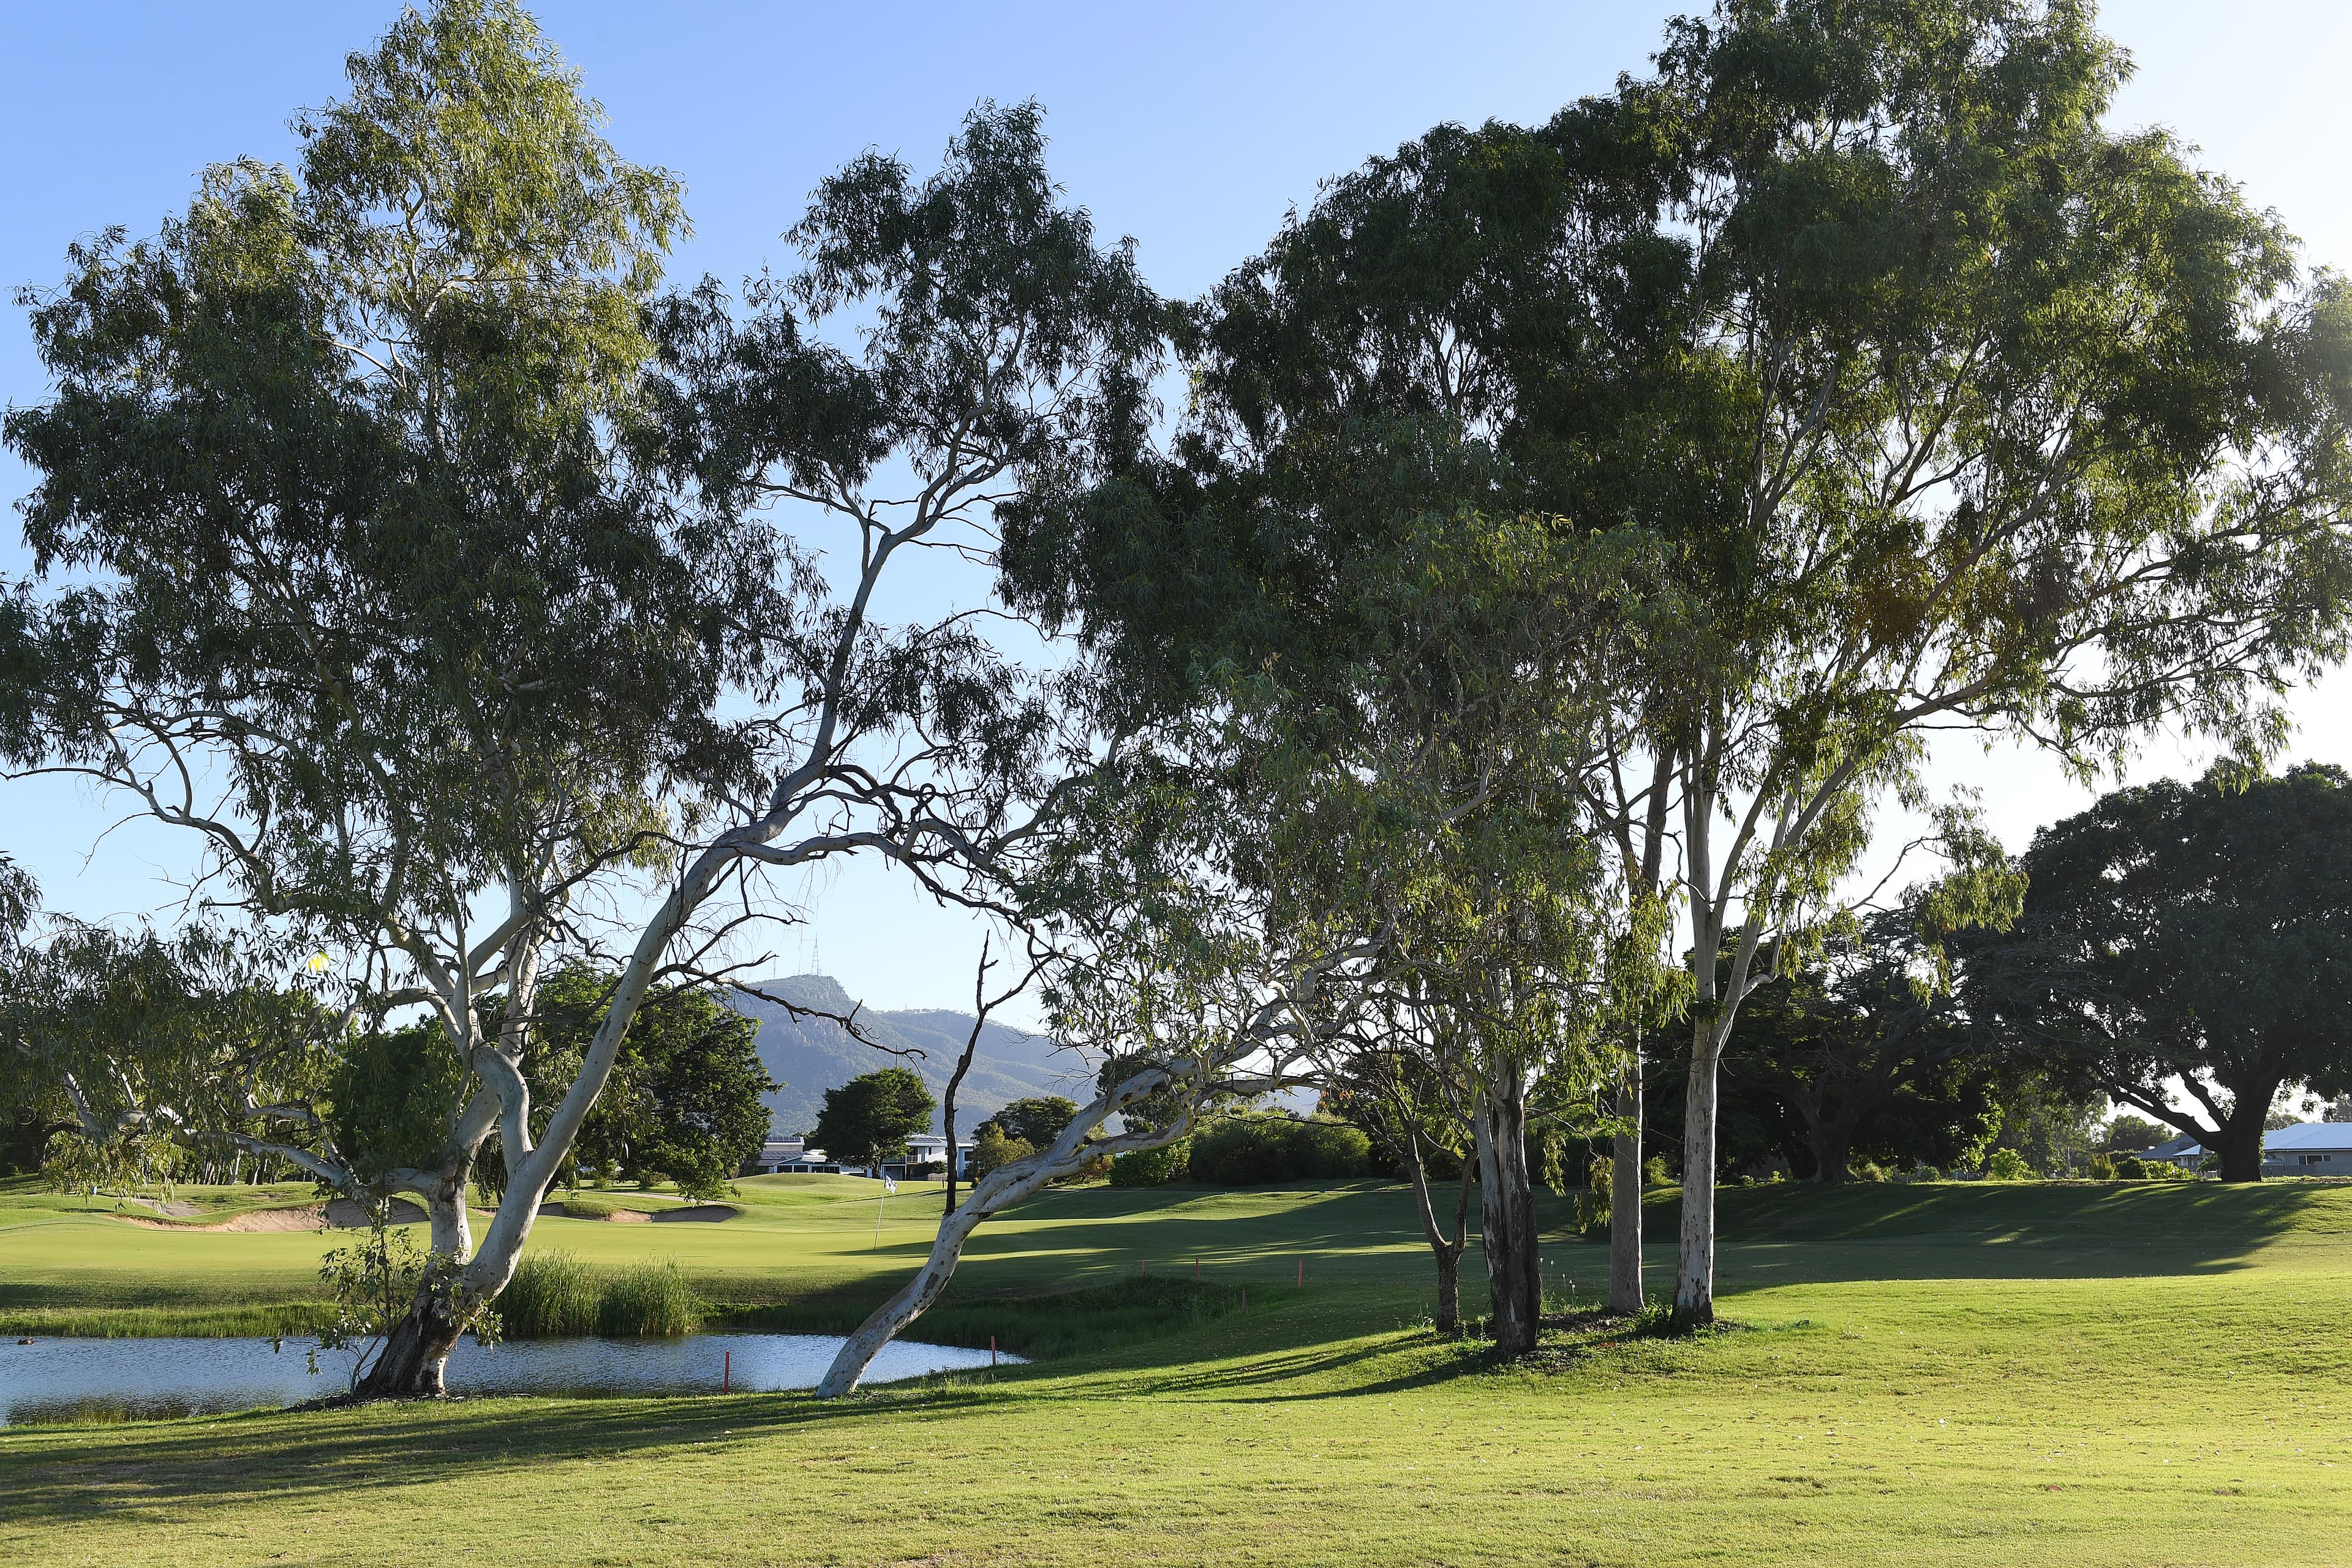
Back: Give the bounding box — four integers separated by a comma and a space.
728, 974, 1085, 1137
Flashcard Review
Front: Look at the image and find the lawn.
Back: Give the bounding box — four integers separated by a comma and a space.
5, 1175, 2351, 1566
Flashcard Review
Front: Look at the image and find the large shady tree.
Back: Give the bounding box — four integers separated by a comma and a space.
1962, 764, 2352, 1181
2, 6, 1161, 1393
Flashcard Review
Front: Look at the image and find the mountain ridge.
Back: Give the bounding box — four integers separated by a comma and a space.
726, 974, 1084, 1137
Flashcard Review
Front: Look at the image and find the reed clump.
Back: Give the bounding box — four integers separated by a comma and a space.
594, 1259, 702, 1336
499, 1250, 601, 1338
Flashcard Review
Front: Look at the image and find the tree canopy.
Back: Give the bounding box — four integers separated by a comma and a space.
1964, 763, 2352, 1181
812, 1068, 937, 1174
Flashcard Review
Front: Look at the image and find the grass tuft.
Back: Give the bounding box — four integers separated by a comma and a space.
498, 1250, 600, 1338
595, 1259, 701, 1336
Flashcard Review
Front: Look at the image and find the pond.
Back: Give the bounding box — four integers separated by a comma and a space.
0, 1333, 1020, 1426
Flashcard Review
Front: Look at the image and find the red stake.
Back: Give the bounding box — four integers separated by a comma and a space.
990, 1335, 998, 1367
1194, 1258, 1200, 1281
1241, 1288, 1247, 1313
1142, 1258, 1147, 1276
723, 1349, 731, 1393
1297, 1257, 1304, 1287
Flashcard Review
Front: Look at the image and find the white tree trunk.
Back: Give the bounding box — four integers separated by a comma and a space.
1608, 1059, 1643, 1314
1674, 1011, 1720, 1324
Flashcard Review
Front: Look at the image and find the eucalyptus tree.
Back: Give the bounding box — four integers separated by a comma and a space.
1009, 356, 1678, 1352
1962, 764, 2352, 1181
1, 0, 763, 1388
1000, 103, 1701, 1332
1319, 1012, 1480, 1330
1553, 0, 2352, 1321
2, 7, 1159, 1395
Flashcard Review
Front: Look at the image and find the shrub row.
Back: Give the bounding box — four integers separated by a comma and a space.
1110, 1114, 1372, 1188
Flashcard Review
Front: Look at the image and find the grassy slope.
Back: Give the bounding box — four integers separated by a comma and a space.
4, 1176, 2351, 1567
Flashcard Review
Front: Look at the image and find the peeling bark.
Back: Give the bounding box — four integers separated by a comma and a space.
1476, 1081, 1540, 1355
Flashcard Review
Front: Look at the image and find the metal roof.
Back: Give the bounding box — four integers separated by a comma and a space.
2263, 1121, 2352, 1153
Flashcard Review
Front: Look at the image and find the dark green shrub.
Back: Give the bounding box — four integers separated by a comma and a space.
2113, 1155, 2149, 1180
1110, 1138, 1191, 1186
1985, 1148, 2034, 1182
1188, 1115, 1371, 1186
2086, 1152, 2117, 1180
501, 1250, 600, 1338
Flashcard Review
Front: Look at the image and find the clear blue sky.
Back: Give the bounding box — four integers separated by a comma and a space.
5, 1, 2350, 1022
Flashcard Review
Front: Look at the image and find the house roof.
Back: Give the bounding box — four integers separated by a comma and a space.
2263, 1121, 2352, 1153
2127, 1123, 2352, 1162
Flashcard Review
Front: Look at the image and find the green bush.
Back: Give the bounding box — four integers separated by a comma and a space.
2086, 1152, 2118, 1180
1910, 1164, 1943, 1183
2112, 1155, 2149, 1180
970, 1125, 1036, 1179
1643, 1155, 1672, 1188
1984, 1148, 2034, 1182
561, 1192, 618, 1219
1110, 1137, 1191, 1186
597, 1260, 702, 1336
501, 1250, 600, 1338
1188, 1115, 1371, 1186
1852, 1161, 1889, 1183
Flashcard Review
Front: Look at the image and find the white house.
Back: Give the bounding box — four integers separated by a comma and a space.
745, 1133, 976, 1178
894, 1135, 977, 1180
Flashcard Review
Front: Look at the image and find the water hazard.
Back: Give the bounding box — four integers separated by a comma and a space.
0, 1333, 1020, 1425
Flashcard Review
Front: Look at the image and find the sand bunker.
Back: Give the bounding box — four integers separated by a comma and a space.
533, 1200, 739, 1223
113, 1197, 428, 1232
538, 1201, 649, 1223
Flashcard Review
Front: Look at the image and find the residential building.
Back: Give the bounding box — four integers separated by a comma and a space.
2124, 1123, 2352, 1175
2261, 1121, 2352, 1177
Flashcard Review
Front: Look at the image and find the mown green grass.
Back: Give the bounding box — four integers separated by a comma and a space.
6, 1175, 2351, 1566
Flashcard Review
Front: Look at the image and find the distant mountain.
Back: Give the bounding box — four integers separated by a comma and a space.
727, 974, 1087, 1138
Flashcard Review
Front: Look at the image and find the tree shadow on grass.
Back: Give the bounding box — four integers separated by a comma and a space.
0, 1382, 1005, 1528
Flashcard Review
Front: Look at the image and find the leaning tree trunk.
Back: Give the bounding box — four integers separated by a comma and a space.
1608, 1060, 1643, 1314
818, 1084, 1202, 1397
1476, 1082, 1540, 1355
1675, 1011, 1722, 1326
1403, 1129, 1474, 1333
